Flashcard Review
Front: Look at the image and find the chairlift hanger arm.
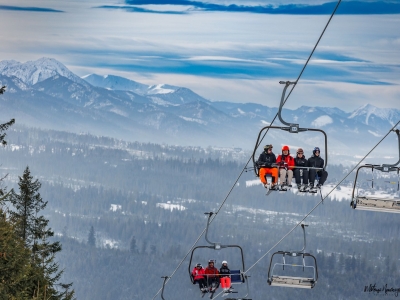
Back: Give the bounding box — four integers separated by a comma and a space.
382, 129, 400, 168
161, 276, 169, 300
278, 81, 297, 127
351, 165, 374, 200
204, 212, 222, 248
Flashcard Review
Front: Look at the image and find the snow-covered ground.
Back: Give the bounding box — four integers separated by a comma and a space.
156, 201, 186, 211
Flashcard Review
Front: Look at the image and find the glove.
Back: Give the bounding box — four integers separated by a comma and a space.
278, 161, 288, 169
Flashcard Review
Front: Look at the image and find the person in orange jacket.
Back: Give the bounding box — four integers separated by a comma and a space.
276, 145, 295, 190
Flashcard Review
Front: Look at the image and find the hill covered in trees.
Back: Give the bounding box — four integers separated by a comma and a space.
0, 125, 399, 299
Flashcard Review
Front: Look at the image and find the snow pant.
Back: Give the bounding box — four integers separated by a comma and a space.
220, 277, 231, 289
259, 167, 278, 185
294, 168, 309, 185
194, 278, 207, 290
206, 276, 220, 289
279, 169, 293, 185
309, 169, 328, 185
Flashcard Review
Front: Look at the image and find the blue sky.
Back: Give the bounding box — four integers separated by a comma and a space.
0, 0, 399, 110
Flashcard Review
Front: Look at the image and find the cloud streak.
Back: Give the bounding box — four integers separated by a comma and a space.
0, 5, 63, 12
101, 1, 400, 14
72, 46, 396, 86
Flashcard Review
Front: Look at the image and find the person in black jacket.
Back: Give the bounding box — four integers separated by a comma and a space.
308, 147, 328, 191
294, 148, 309, 192
219, 260, 231, 291
256, 144, 278, 189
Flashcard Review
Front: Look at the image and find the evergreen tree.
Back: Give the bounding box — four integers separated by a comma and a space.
6, 167, 74, 299
8, 166, 47, 244
129, 235, 137, 253
0, 86, 15, 198
0, 86, 15, 147
88, 225, 96, 247
0, 211, 31, 298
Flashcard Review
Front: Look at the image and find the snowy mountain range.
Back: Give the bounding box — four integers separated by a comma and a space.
0, 58, 399, 161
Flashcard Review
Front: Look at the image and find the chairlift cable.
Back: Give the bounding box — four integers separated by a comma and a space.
283, 0, 342, 103
244, 120, 400, 274
255, 0, 342, 153
151, 1, 342, 298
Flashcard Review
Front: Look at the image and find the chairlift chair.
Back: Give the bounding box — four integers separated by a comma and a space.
350, 129, 400, 213
252, 81, 328, 183
188, 212, 251, 299
267, 224, 318, 289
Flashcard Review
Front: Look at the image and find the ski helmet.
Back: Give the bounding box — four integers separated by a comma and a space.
282, 145, 290, 151
222, 260, 228, 264
313, 147, 320, 154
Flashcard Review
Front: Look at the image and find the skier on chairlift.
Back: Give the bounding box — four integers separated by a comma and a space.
256, 144, 278, 190
294, 147, 309, 192
191, 263, 207, 292
276, 145, 295, 191
308, 147, 328, 192
205, 260, 220, 292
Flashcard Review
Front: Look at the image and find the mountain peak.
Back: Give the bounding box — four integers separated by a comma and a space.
82, 73, 149, 94
349, 103, 399, 127
0, 57, 85, 86
350, 103, 386, 118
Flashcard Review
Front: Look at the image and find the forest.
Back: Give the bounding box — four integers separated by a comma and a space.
0, 125, 399, 299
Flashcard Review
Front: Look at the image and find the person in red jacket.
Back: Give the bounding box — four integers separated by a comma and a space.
191, 263, 207, 292
204, 260, 220, 291
276, 145, 295, 190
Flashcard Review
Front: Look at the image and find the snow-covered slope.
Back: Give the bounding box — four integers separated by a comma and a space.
348, 104, 400, 129
82, 74, 149, 95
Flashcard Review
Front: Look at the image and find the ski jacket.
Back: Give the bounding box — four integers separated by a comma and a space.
276, 154, 295, 170
294, 155, 308, 168
307, 155, 325, 169
192, 267, 206, 280
257, 151, 277, 168
219, 266, 231, 278
205, 267, 219, 279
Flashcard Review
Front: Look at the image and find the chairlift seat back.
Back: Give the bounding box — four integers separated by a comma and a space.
353, 196, 400, 213
269, 275, 315, 289
230, 270, 244, 284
